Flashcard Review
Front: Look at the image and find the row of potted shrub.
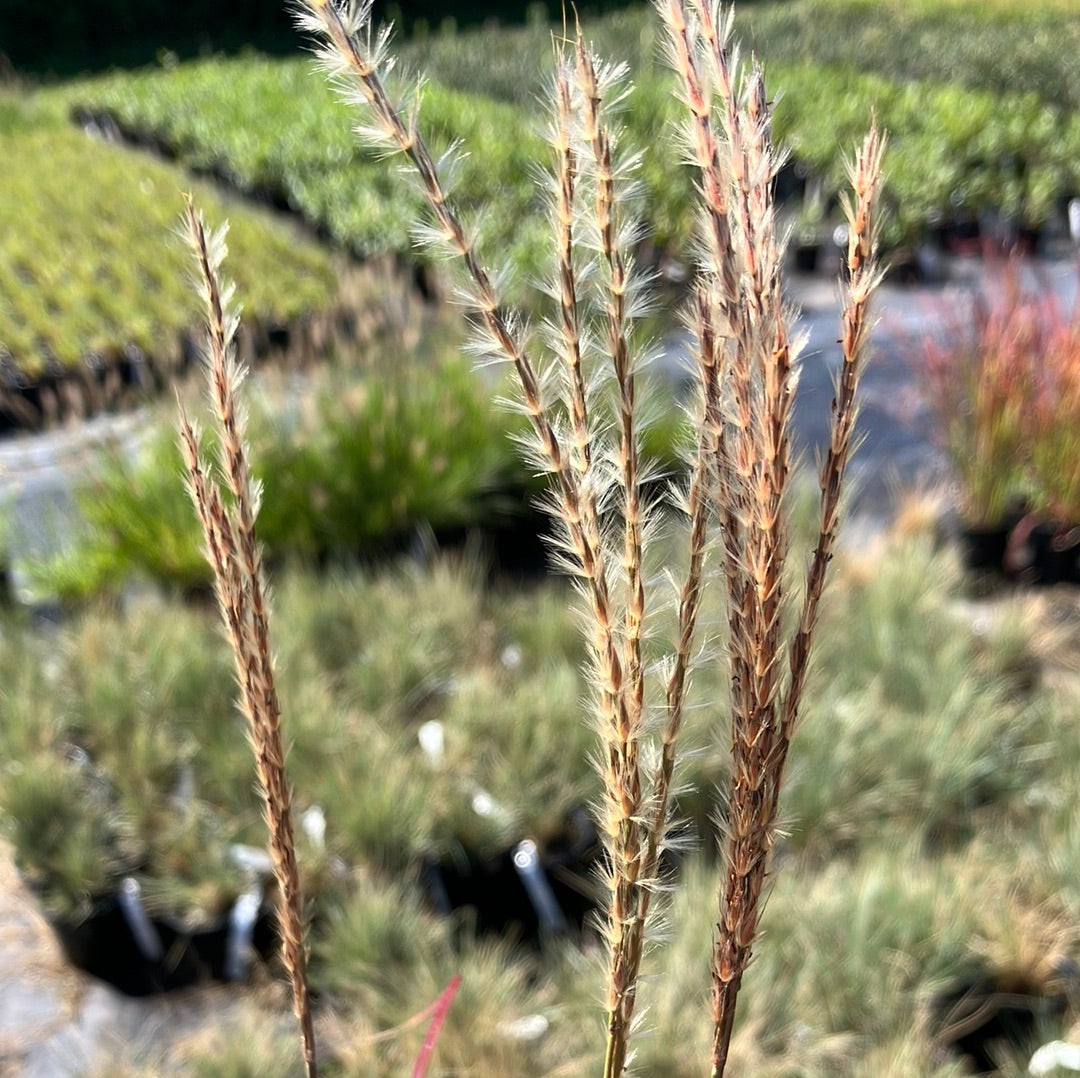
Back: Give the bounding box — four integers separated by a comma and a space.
0, 558, 604, 994
4, 514, 1053, 1008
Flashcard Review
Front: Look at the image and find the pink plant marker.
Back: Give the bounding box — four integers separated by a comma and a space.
412, 974, 462, 1078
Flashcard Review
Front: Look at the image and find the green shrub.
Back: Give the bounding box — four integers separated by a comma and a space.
28, 351, 521, 597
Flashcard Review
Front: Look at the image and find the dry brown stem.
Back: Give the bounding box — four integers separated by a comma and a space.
178, 197, 318, 1078
655, 4, 885, 1074
293, 4, 884, 1074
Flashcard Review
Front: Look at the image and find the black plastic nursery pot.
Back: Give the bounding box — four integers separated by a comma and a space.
791, 242, 821, 274
1028, 523, 1080, 586
47, 880, 277, 997
430, 514, 552, 582
421, 810, 600, 946
1000, 517, 1080, 586
954, 504, 1033, 581
286, 489, 554, 585
932, 213, 982, 257
933, 965, 1077, 1074
959, 520, 1018, 577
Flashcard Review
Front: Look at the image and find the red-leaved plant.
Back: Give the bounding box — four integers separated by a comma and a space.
918, 258, 1080, 529
1028, 283, 1080, 527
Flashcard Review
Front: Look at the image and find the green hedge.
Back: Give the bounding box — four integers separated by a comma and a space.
1, 0, 626, 75
736, 0, 1080, 113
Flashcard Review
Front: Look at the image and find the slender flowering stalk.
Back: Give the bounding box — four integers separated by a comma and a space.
656, 3, 885, 1073
293, 7, 650, 1070
551, 59, 592, 482
292, 3, 884, 1074
295, 3, 632, 815
783, 124, 887, 747
569, 38, 652, 1077
708, 129, 884, 1076
177, 197, 318, 1078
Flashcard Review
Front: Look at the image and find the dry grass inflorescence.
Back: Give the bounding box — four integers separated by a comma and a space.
178, 199, 318, 1076
179, 0, 884, 1073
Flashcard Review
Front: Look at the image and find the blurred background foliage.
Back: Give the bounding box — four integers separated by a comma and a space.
0, 0, 627, 74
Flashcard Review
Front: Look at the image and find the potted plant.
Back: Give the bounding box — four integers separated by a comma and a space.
0, 748, 137, 922
1016, 285, 1080, 583
918, 271, 1035, 555
915, 257, 1080, 580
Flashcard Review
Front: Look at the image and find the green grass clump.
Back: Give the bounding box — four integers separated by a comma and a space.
783, 537, 1052, 854
25, 325, 695, 602
3, 520, 1078, 1072
0, 551, 594, 915
253, 353, 533, 558
0, 753, 135, 917
25, 346, 526, 599
671, 528, 1056, 859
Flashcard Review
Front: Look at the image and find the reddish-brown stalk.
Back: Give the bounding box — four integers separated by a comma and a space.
783, 126, 887, 751
658, 3, 884, 1073
710, 127, 886, 1077
178, 198, 318, 1078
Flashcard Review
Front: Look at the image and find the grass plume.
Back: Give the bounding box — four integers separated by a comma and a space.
177, 196, 318, 1078
255, 1, 884, 1070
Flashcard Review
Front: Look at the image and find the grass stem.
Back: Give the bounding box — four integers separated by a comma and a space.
178, 197, 318, 1078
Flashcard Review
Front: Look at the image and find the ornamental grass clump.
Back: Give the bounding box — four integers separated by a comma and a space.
1026, 284, 1080, 527
285, 2, 886, 1073
178, 0, 884, 1071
